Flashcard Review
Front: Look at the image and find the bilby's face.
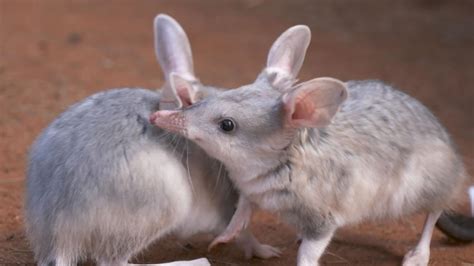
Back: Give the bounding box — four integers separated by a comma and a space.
150, 77, 348, 174
151, 82, 297, 171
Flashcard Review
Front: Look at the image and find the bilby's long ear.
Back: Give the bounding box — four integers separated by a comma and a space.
282, 77, 347, 128
154, 14, 199, 109
168, 72, 200, 108
263, 25, 311, 90
154, 14, 194, 79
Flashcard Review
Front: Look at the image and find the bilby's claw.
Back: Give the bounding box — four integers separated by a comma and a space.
208, 227, 242, 250
245, 243, 281, 259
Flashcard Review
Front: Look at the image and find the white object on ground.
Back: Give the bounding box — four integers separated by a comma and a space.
129, 257, 211, 266
469, 186, 474, 217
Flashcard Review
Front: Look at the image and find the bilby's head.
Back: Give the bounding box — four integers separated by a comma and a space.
150, 24, 348, 176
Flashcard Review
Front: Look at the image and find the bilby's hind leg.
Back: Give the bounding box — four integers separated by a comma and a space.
402, 211, 442, 266
297, 228, 335, 266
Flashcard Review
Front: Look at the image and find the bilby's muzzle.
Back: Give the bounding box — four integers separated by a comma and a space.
149, 110, 187, 135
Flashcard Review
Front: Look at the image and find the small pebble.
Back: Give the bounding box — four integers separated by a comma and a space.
67, 32, 83, 45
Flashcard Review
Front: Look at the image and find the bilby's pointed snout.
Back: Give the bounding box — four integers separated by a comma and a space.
149, 110, 187, 135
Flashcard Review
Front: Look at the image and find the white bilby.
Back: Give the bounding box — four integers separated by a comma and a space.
25, 14, 279, 266
151, 24, 468, 266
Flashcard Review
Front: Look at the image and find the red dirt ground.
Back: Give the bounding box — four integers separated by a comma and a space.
0, 0, 473, 265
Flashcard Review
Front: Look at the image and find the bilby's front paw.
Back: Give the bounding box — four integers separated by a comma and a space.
209, 196, 253, 251
402, 248, 429, 266
244, 243, 281, 259
208, 232, 237, 251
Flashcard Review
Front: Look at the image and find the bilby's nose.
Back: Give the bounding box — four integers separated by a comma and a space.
149, 110, 179, 124
149, 110, 186, 135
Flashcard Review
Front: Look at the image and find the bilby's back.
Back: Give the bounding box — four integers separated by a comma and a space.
282, 80, 465, 226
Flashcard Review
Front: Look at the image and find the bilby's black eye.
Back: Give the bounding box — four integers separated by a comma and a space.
219, 118, 235, 133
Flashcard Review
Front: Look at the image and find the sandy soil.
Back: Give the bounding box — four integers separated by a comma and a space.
0, 0, 473, 265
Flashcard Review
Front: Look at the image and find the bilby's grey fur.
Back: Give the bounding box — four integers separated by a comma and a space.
25, 14, 278, 266
150, 25, 468, 266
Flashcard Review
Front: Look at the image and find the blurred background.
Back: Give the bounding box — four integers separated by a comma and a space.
0, 0, 473, 264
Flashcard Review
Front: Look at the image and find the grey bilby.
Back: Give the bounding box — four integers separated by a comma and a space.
25, 14, 279, 266
150, 24, 468, 266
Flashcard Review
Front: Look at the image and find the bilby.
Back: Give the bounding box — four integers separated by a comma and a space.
150, 24, 468, 266
25, 14, 279, 266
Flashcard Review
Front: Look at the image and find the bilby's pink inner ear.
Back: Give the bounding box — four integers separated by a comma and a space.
291, 92, 316, 120
170, 73, 197, 108
283, 77, 348, 128
175, 82, 193, 107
